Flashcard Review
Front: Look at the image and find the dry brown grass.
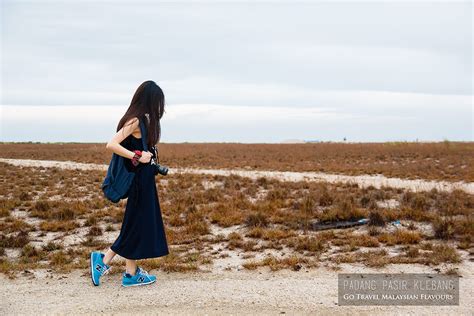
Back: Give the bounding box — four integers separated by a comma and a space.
0, 231, 30, 248
243, 254, 317, 271
0, 158, 472, 275
390, 243, 461, 265
0, 217, 34, 234
244, 212, 269, 228
318, 203, 368, 223
286, 236, 326, 253
39, 220, 80, 232
368, 210, 386, 226
20, 244, 46, 264
377, 229, 422, 245
245, 227, 296, 240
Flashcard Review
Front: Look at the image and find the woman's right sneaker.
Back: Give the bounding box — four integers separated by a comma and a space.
122, 266, 156, 287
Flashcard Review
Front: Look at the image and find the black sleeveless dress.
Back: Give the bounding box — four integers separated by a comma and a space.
110, 133, 170, 260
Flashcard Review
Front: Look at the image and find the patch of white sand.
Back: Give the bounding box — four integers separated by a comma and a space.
376, 199, 400, 209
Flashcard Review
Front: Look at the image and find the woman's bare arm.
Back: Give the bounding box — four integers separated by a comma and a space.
106, 117, 138, 159
105, 117, 152, 163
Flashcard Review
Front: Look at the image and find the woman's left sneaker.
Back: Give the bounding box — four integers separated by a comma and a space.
122, 266, 156, 287
90, 251, 111, 286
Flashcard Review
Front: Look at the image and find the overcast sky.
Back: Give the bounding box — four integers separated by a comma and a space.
1, 0, 472, 143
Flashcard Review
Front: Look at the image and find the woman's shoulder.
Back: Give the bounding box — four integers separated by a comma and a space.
124, 116, 141, 128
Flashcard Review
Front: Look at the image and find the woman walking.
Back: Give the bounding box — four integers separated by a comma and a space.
90, 80, 169, 287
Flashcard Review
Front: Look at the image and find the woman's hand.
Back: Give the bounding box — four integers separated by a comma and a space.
138, 151, 153, 163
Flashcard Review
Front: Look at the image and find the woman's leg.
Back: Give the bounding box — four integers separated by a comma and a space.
125, 259, 138, 275
103, 248, 137, 275
102, 247, 116, 265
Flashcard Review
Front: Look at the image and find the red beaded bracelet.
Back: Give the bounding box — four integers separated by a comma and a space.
131, 150, 142, 166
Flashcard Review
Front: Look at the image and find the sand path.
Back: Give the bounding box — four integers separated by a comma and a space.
0, 158, 472, 194
1, 265, 472, 315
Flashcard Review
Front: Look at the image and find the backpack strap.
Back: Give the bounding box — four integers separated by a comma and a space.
139, 116, 148, 152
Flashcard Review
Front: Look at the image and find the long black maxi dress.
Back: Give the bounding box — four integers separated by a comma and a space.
110, 133, 169, 260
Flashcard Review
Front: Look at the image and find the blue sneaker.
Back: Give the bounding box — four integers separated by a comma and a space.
90, 251, 111, 286
122, 266, 156, 287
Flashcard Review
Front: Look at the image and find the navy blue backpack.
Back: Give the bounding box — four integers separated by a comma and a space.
101, 117, 148, 203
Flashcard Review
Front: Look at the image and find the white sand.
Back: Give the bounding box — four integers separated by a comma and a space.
1, 265, 472, 315
1, 158, 472, 194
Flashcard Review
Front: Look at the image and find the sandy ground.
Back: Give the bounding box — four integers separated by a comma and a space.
1, 157, 473, 314
1, 264, 473, 315
1, 158, 472, 194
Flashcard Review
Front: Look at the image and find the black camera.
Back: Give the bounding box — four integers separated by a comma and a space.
152, 161, 169, 176
150, 146, 168, 176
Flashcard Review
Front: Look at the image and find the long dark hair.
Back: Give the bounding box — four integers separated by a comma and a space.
117, 80, 165, 148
